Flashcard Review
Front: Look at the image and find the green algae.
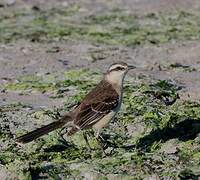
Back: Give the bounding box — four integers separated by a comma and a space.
0, 7, 200, 46
3, 69, 100, 96
1, 69, 200, 179
1, 3, 200, 178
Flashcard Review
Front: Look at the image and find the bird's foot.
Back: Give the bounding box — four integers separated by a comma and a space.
58, 128, 75, 148
95, 136, 110, 157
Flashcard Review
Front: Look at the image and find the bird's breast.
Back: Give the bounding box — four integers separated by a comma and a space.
92, 111, 116, 130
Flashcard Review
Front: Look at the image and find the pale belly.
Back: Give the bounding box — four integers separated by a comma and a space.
92, 111, 116, 130
92, 94, 122, 131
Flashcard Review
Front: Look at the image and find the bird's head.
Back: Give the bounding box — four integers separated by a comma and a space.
105, 62, 135, 85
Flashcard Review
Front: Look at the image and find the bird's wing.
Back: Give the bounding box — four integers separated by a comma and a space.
73, 80, 119, 129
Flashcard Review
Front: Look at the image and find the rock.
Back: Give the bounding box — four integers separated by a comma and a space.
159, 139, 178, 154
0, 165, 18, 180
126, 123, 145, 138
144, 174, 160, 180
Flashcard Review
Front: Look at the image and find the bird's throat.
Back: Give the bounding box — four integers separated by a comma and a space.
105, 75, 125, 95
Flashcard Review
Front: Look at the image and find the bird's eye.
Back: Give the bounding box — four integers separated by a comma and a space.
115, 66, 125, 71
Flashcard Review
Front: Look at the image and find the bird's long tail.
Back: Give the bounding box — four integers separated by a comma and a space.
15, 114, 72, 144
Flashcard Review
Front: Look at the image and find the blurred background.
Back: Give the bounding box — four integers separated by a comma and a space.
0, 0, 200, 104
0, 1, 200, 179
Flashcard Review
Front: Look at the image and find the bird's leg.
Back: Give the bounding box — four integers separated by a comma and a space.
96, 137, 108, 157
83, 131, 93, 151
98, 134, 107, 143
95, 129, 109, 146
58, 127, 72, 147
94, 129, 108, 156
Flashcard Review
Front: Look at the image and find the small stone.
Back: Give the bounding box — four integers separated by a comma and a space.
159, 139, 178, 154
144, 174, 160, 180
126, 123, 145, 137
0, 165, 18, 180
20, 47, 33, 55
6, 0, 16, 6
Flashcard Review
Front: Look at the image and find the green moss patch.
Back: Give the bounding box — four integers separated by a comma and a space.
0, 7, 200, 46
0, 70, 200, 179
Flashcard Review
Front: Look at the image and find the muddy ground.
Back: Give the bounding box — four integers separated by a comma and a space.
0, 0, 200, 179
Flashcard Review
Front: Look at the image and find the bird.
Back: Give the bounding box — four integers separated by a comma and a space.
15, 62, 135, 146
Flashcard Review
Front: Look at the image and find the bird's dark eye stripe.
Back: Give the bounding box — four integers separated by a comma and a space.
109, 66, 126, 72
115, 66, 125, 71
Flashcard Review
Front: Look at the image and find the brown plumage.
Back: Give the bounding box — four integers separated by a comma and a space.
15, 62, 134, 144
73, 80, 118, 130
16, 80, 118, 143
15, 114, 71, 143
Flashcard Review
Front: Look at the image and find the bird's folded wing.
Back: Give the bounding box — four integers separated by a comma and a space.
73, 80, 119, 129
75, 98, 118, 129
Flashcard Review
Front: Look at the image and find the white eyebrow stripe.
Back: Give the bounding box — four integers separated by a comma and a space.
109, 64, 125, 71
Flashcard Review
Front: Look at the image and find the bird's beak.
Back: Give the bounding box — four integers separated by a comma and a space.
128, 65, 136, 70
